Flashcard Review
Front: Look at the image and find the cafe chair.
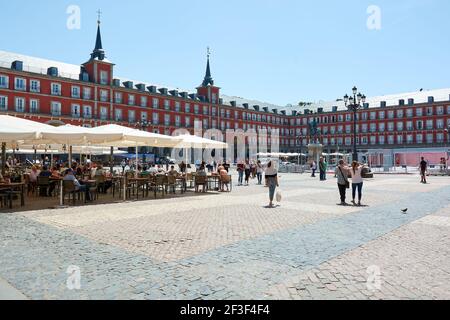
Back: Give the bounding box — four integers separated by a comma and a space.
151, 175, 166, 198
0, 192, 12, 209
62, 180, 84, 205
194, 175, 207, 193
95, 175, 107, 194
36, 176, 50, 197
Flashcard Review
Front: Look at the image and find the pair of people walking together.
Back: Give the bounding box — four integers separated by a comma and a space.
335, 160, 364, 206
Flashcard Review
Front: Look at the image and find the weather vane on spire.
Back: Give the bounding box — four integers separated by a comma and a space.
97, 9, 102, 24
207, 46, 211, 59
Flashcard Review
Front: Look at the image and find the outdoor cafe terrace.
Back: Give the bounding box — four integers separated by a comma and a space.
0, 115, 230, 212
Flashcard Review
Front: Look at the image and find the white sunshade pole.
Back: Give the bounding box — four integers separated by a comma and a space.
135, 143, 138, 178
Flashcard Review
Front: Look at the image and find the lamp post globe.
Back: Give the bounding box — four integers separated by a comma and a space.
344, 86, 365, 162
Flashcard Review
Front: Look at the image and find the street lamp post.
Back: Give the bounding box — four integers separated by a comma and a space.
135, 120, 151, 164
296, 135, 303, 165
344, 86, 366, 162
445, 126, 450, 172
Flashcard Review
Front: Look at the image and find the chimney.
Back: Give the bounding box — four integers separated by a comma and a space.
11, 60, 23, 71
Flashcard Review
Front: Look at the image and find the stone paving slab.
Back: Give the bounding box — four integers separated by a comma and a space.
0, 174, 449, 300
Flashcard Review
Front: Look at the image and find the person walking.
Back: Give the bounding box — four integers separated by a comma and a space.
237, 160, 245, 186
335, 160, 350, 206
311, 161, 317, 178
319, 157, 328, 181
264, 161, 279, 208
349, 161, 364, 206
256, 160, 263, 185
244, 160, 251, 186
419, 157, 428, 184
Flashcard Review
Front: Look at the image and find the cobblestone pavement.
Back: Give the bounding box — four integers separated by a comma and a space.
0, 174, 449, 300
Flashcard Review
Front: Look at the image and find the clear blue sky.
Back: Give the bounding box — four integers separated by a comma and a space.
1, 0, 449, 106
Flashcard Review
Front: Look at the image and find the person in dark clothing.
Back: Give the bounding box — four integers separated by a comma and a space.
419, 157, 428, 184
335, 160, 350, 205
39, 166, 55, 196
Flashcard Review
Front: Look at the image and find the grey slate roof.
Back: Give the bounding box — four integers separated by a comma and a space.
1, 50, 449, 115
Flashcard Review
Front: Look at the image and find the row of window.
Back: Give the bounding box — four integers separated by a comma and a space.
0, 96, 287, 132
1, 75, 288, 124
293, 106, 450, 126
293, 119, 450, 136
299, 134, 446, 146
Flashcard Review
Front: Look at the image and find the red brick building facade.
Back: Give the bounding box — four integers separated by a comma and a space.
0, 22, 449, 164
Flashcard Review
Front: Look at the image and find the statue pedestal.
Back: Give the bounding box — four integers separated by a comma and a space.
308, 144, 323, 164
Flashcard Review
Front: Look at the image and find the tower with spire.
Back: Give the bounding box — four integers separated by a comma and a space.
82, 10, 114, 85
91, 12, 105, 61
197, 47, 220, 104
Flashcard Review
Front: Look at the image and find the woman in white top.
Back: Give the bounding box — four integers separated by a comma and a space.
256, 161, 263, 185
264, 161, 279, 208
349, 161, 364, 206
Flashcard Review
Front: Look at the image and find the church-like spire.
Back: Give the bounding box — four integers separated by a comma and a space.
90, 10, 106, 61
202, 47, 214, 86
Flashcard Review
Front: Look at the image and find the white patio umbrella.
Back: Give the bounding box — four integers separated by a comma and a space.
90, 124, 181, 148
0, 115, 49, 145
91, 124, 181, 178
172, 134, 227, 164
174, 134, 228, 149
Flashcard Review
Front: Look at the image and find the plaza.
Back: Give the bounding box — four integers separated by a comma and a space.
0, 173, 449, 300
